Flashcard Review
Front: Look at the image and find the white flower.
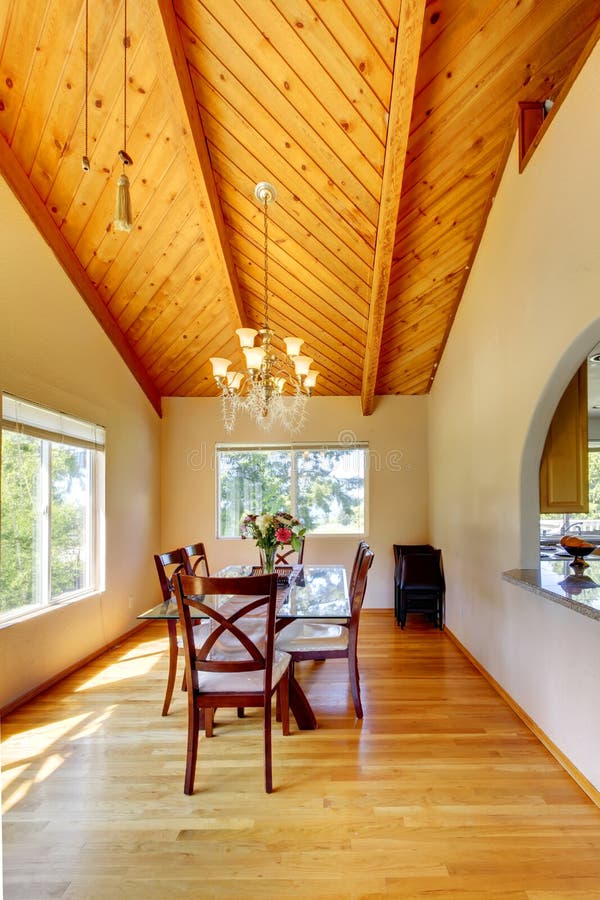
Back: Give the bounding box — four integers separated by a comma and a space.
255, 514, 273, 533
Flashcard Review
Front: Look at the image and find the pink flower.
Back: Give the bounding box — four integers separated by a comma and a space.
275, 527, 293, 544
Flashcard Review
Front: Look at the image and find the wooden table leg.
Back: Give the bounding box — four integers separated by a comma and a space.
162, 620, 179, 716
288, 666, 317, 730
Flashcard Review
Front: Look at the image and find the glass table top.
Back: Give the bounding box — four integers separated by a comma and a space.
138, 564, 349, 621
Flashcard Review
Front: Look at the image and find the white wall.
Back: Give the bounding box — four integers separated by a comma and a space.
429, 44, 600, 788
161, 394, 429, 608
0, 178, 161, 710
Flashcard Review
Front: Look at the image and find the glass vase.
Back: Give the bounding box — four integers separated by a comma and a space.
262, 544, 276, 574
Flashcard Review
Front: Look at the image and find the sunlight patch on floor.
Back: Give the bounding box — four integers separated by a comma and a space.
75, 647, 164, 691
2, 712, 90, 756
71, 705, 116, 739
34, 752, 64, 783
2, 778, 30, 813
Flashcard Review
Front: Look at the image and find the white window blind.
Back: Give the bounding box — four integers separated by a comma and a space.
2, 394, 105, 451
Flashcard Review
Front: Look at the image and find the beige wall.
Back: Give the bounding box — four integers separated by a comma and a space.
4, 38, 600, 793
0, 178, 161, 710
429, 44, 600, 788
160, 394, 429, 607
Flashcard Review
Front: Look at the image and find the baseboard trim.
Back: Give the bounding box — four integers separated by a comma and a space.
445, 626, 600, 809
0, 621, 149, 718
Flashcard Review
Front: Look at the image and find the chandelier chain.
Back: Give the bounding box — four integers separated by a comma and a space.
209, 180, 317, 433
263, 191, 269, 332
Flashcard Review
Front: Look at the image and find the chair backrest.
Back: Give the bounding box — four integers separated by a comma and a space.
154, 548, 192, 602
261, 537, 305, 567
349, 540, 369, 595
393, 543, 435, 581
400, 550, 445, 590
393, 543, 435, 564
350, 547, 375, 625
182, 542, 210, 576
174, 573, 279, 691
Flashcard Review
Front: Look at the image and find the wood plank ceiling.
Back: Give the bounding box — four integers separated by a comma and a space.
1, 0, 599, 417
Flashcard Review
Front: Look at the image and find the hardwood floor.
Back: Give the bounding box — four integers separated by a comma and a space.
3, 611, 600, 899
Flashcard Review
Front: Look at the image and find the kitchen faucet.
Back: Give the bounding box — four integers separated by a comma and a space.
562, 520, 583, 536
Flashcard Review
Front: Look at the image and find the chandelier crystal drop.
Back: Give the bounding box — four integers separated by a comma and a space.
210, 181, 318, 433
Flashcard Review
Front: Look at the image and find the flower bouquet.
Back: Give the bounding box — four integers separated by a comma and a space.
240, 511, 305, 573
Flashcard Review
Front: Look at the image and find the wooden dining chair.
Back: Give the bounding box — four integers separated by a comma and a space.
316, 539, 369, 627
275, 548, 374, 718
397, 550, 445, 630
153, 548, 196, 716
182, 542, 210, 576
393, 544, 435, 624
154, 546, 215, 717
349, 540, 369, 595
154, 547, 190, 603
181, 543, 248, 723
173, 572, 291, 794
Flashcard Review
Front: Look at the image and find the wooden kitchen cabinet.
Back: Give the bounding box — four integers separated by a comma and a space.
539, 363, 589, 513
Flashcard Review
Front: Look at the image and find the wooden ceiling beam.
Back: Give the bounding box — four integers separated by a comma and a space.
361, 0, 426, 416
142, 0, 245, 330
0, 135, 162, 417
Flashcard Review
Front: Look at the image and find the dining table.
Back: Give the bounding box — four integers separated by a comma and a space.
137, 563, 349, 729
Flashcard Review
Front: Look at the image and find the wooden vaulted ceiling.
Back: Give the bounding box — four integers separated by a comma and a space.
1, 1, 599, 417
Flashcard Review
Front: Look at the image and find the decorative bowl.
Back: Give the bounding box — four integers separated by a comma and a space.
561, 544, 595, 567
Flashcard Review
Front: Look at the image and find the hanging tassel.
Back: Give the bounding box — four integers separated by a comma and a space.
114, 170, 132, 232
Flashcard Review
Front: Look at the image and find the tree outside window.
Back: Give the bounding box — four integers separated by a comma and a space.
0, 395, 104, 620
217, 445, 367, 538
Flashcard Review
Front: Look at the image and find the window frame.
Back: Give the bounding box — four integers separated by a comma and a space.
215, 442, 369, 540
1, 394, 105, 624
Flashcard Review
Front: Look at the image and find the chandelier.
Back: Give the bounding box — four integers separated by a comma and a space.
210, 182, 318, 432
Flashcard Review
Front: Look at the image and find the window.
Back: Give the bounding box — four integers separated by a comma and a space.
540, 447, 600, 537
217, 444, 367, 538
1, 395, 105, 621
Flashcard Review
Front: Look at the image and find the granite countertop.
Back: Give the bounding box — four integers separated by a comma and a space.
503, 559, 600, 621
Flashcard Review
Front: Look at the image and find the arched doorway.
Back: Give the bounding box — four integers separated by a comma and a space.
519, 319, 600, 567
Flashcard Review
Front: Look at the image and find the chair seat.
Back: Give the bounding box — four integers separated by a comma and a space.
276, 619, 349, 652
176, 621, 210, 649
192, 649, 291, 693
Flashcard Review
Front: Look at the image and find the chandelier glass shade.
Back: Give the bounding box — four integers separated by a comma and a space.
210, 182, 318, 432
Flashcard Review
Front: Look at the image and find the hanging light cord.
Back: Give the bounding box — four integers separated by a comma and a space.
123, 0, 127, 157
263, 191, 269, 331
113, 0, 133, 231
82, 0, 90, 171
85, 0, 88, 155
117, 0, 132, 168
